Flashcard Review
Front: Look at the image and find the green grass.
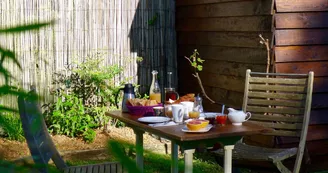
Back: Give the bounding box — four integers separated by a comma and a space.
65, 152, 221, 173
0, 113, 24, 141
63, 139, 221, 173
142, 151, 221, 173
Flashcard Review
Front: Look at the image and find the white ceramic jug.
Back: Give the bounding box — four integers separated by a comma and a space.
227, 108, 251, 125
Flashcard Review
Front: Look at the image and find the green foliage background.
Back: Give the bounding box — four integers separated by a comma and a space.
0, 21, 55, 172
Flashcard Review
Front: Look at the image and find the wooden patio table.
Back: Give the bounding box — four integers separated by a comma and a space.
106, 111, 271, 173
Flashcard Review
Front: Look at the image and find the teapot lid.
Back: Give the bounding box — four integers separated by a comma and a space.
124, 83, 135, 94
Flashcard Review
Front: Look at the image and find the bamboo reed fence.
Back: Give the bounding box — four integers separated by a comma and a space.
0, 0, 177, 108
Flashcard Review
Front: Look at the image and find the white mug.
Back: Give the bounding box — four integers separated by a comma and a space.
172, 104, 184, 124
180, 101, 194, 119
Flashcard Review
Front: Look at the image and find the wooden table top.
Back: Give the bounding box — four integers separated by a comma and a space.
106, 111, 271, 142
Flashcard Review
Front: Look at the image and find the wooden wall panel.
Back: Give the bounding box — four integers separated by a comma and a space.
176, 0, 239, 6
203, 86, 244, 110
276, 0, 328, 12
312, 93, 328, 106
313, 77, 328, 93
178, 45, 267, 64
275, 45, 328, 62
299, 140, 328, 156
275, 62, 328, 77
275, 12, 328, 29
275, 29, 328, 46
177, 16, 272, 32
177, 0, 272, 18
274, 2, 328, 164
177, 0, 273, 111
200, 72, 245, 92
310, 109, 328, 125
178, 32, 272, 48
279, 125, 328, 143
202, 60, 266, 77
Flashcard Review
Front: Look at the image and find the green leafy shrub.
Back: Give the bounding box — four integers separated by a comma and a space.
52, 56, 127, 107
45, 94, 98, 142
0, 113, 24, 141
83, 129, 96, 143
44, 56, 131, 142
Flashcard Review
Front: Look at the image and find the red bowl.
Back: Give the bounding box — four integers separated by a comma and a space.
126, 104, 163, 116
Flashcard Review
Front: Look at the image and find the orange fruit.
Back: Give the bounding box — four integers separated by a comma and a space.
186, 120, 209, 131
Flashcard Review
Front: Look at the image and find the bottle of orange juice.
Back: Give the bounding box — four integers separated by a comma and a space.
149, 70, 161, 103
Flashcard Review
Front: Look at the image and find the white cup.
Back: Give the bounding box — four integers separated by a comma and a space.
180, 101, 194, 119
171, 104, 184, 124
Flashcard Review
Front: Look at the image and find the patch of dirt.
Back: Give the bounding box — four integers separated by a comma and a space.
0, 126, 170, 161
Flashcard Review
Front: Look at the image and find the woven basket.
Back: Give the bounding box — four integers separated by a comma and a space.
127, 104, 162, 116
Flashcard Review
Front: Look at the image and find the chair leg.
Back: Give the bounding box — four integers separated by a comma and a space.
224, 145, 235, 173
273, 161, 291, 173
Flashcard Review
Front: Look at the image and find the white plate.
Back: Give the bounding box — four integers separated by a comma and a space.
181, 124, 213, 133
138, 116, 171, 123
200, 112, 223, 118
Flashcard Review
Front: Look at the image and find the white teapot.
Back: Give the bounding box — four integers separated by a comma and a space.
227, 108, 251, 126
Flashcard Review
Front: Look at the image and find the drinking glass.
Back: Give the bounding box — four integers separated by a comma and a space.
216, 114, 228, 126
164, 104, 173, 118
188, 103, 200, 119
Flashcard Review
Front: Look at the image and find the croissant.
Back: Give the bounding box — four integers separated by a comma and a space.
173, 93, 195, 104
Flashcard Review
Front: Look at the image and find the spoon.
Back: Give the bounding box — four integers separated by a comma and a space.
221, 104, 225, 114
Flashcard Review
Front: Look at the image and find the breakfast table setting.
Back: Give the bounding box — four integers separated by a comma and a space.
108, 71, 271, 173
106, 110, 270, 173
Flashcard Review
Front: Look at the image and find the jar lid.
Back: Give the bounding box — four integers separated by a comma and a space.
164, 87, 176, 91
152, 70, 158, 74
195, 93, 202, 101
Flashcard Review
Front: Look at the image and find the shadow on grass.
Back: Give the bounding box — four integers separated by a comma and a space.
64, 139, 222, 173
106, 139, 221, 173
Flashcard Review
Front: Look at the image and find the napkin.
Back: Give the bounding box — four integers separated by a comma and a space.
149, 121, 177, 127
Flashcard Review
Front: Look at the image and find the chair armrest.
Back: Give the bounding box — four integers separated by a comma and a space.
268, 147, 297, 162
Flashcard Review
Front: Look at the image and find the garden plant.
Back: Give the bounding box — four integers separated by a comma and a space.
43, 56, 129, 143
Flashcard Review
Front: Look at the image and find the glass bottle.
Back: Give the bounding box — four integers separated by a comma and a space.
149, 70, 161, 103
165, 72, 179, 102
194, 94, 204, 113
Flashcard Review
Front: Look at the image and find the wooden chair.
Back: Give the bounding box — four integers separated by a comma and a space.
18, 91, 124, 173
213, 69, 314, 173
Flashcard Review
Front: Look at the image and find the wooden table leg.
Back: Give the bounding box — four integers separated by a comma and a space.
134, 129, 144, 173
184, 149, 195, 173
171, 141, 179, 173
224, 145, 234, 173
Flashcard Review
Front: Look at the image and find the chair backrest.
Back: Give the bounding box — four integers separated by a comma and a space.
242, 69, 314, 172
18, 91, 67, 172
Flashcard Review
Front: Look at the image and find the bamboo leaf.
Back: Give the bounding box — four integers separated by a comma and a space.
0, 86, 25, 96
0, 67, 12, 84
108, 140, 141, 173
0, 46, 21, 70
0, 106, 18, 113
0, 20, 55, 34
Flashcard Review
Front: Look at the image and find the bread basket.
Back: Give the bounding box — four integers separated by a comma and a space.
127, 104, 163, 116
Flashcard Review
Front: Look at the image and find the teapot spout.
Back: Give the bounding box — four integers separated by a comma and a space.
227, 108, 237, 113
